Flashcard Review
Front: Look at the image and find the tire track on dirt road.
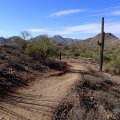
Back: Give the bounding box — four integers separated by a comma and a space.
0, 62, 87, 120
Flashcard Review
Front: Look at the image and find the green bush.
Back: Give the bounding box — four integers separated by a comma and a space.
104, 54, 112, 63
68, 50, 99, 59
80, 51, 93, 58
105, 54, 120, 74
25, 36, 54, 60
16, 39, 28, 49
73, 52, 80, 57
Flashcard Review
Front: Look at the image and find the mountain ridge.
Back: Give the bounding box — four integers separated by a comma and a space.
78, 32, 120, 47
0, 33, 120, 47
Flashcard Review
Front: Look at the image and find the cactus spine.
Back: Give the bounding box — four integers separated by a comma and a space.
98, 17, 105, 71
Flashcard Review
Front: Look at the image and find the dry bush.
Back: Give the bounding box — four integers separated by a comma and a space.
74, 72, 120, 120
53, 101, 73, 120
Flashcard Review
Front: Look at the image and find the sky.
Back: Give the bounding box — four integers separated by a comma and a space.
0, 0, 120, 39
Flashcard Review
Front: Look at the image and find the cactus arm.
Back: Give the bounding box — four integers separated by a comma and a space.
97, 41, 102, 46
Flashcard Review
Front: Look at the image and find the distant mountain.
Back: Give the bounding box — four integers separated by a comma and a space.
31, 35, 47, 42
32, 33, 120, 46
77, 33, 120, 48
8, 36, 22, 42
0, 33, 120, 47
31, 35, 80, 44
0, 36, 24, 47
0, 37, 8, 44
50, 35, 80, 44
0, 36, 23, 44
50, 35, 65, 43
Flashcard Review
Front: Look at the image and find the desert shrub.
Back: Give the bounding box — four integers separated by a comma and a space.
105, 59, 120, 74
0, 54, 6, 60
79, 51, 93, 58
25, 36, 56, 60
45, 59, 68, 71
7, 57, 27, 71
75, 73, 120, 120
105, 53, 120, 74
3, 44, 18, 49
96, 91, 120, 120
48, 45, 60, 57
104, 54, 112, 63
113, 107, 120, 120
15, 39, 28, 49
67, 49, 99, 59
73, 52, 80, 57
53, 101, 73, 120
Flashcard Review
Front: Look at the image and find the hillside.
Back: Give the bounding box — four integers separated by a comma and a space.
50, 35, 79, 44
0, 36, 24, 47
0, 37, 8, 44
0, 35, 79, 45
77, 33, 120, 48
0, 33, 120, 47
33, 33, 120, 47
32, 35, 79, 44
0, 44, 67, 96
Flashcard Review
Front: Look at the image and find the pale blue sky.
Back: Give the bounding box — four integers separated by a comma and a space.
0, 0, 120, 39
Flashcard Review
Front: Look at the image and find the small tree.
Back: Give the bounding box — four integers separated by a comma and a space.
25, 35, 53, 60
15, 39, 28, 49
37, 36, 51, 60
20, 31, 31, 40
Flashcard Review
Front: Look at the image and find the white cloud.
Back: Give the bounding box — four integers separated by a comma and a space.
27, 22, 120, 36
111, 10, 120, 15
0, 31, 5, 34
48, 30, 73, 35
64, 23, 101, 33
64, 22, 120, 34
75, 23, 119, 34
105, 22, 120, 33
50, 9, 85, 17
27, 28, 74, 35
27, 28, 46, 32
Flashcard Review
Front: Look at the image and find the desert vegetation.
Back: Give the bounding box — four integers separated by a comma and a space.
53, 69, 120, 120
1, 0, 120, 119
0, 32, 120, 120
0, 42, 67, 97
73, 72, 120, 120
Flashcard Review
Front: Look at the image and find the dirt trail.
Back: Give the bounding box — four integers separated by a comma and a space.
0, 62, 87, 120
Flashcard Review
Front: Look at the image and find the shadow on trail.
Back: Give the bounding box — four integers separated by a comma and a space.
0, 70, 28, 98
0, 68, 67, 119
0, 70, 58, 119
0, 60, 70, 119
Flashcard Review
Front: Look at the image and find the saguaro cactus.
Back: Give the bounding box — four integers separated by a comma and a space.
59, 51, 62, 60
98, 17, 105, 71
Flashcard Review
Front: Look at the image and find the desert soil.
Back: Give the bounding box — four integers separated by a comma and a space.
0, 61, 87, 120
